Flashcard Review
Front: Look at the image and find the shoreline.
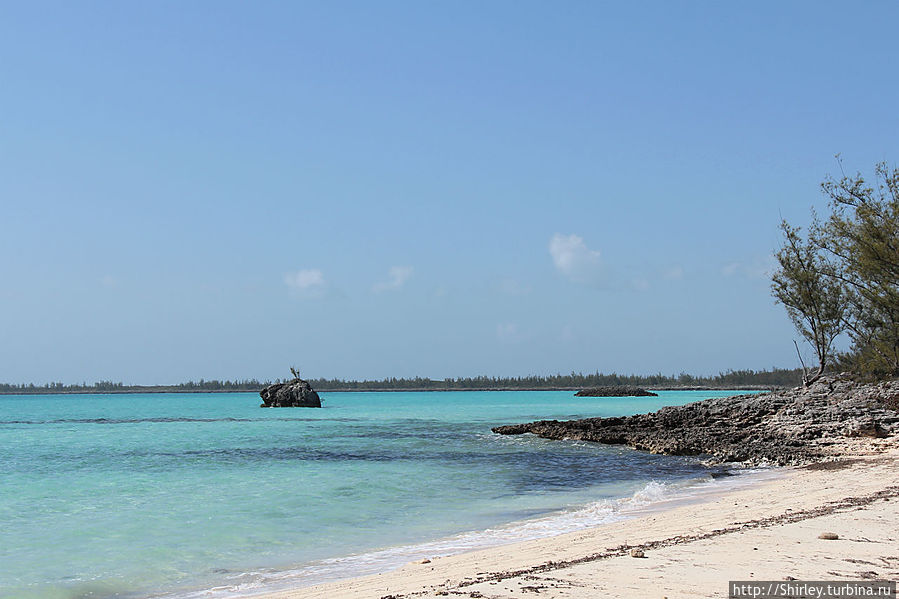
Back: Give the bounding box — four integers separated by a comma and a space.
249, 440, 898, 599
0, 386, 779, 396
184, 465, 782, 598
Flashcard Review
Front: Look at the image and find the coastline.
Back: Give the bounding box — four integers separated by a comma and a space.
0, 385, 778, 396
250, 439, 898, 599
4, 389, 755, 599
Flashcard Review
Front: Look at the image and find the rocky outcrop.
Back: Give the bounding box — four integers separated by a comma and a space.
575, 386, 658, 397
493, 375, 899, 466
259, 378, 322, 408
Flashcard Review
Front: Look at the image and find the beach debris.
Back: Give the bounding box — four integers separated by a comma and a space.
416, 558, 431, 564
630, 548, 645, 558
818, 532, 840, 540
432, 487, 899, 596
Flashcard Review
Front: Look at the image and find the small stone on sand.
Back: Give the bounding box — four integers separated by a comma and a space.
818, 532, 839, 540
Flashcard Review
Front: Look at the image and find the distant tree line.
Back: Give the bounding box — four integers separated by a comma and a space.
0, 368, 805, 394
0, 379, 267, 394
307, 369, 803, 390
772, 160, 899, 383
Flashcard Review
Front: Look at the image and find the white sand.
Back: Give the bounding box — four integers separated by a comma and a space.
255, 439, 898, 599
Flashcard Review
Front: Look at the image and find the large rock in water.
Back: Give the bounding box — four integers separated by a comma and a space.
259, 378, 321, 408
575, 386, 658, 397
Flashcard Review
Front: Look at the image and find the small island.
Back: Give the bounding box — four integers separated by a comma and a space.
575, 386, 658, 397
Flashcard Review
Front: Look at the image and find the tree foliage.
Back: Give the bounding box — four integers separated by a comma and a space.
774, 160, 899, 379
771, 221, 845, 384
817, 162, 899, 376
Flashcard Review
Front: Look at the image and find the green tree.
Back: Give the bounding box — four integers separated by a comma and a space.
771, 221, 845, 385
816, 162, 899, 376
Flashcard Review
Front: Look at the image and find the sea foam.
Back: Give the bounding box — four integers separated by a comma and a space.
170, 468, 780, 599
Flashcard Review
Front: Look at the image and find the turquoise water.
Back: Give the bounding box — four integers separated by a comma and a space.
0, 390, 754, 598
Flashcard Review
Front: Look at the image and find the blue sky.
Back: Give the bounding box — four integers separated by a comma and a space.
2, 1, 897, 384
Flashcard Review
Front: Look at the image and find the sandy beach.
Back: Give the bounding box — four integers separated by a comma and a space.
256, 438, 898, 599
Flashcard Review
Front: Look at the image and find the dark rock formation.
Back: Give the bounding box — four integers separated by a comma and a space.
575, 386, 658, 397
259, 378, 322, 408
494, 375, 899, 466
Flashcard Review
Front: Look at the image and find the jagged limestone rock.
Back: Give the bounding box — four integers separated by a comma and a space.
259, 378, 321, 408
494, 375, 899, 466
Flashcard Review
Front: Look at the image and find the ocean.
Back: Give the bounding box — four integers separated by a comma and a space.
0, 390, 765, 598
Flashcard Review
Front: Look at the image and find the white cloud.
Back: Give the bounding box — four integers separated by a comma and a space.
549, 233, 604, 284
631, 277, 650, 291
496, 322, 521, 342
284, 269, 327, 298
373, 266, 413, 293
663, 265, 684, 280
748, 254, 777, 280
721, 262, 741, 277
721, 256, 775, 280
497, 279, 531, 296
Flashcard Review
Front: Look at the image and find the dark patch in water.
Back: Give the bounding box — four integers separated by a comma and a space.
109, 445, 713, 494
2, 421, 716, 498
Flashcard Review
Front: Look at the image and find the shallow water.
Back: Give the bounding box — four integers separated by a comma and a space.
0, 390, 756, 598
